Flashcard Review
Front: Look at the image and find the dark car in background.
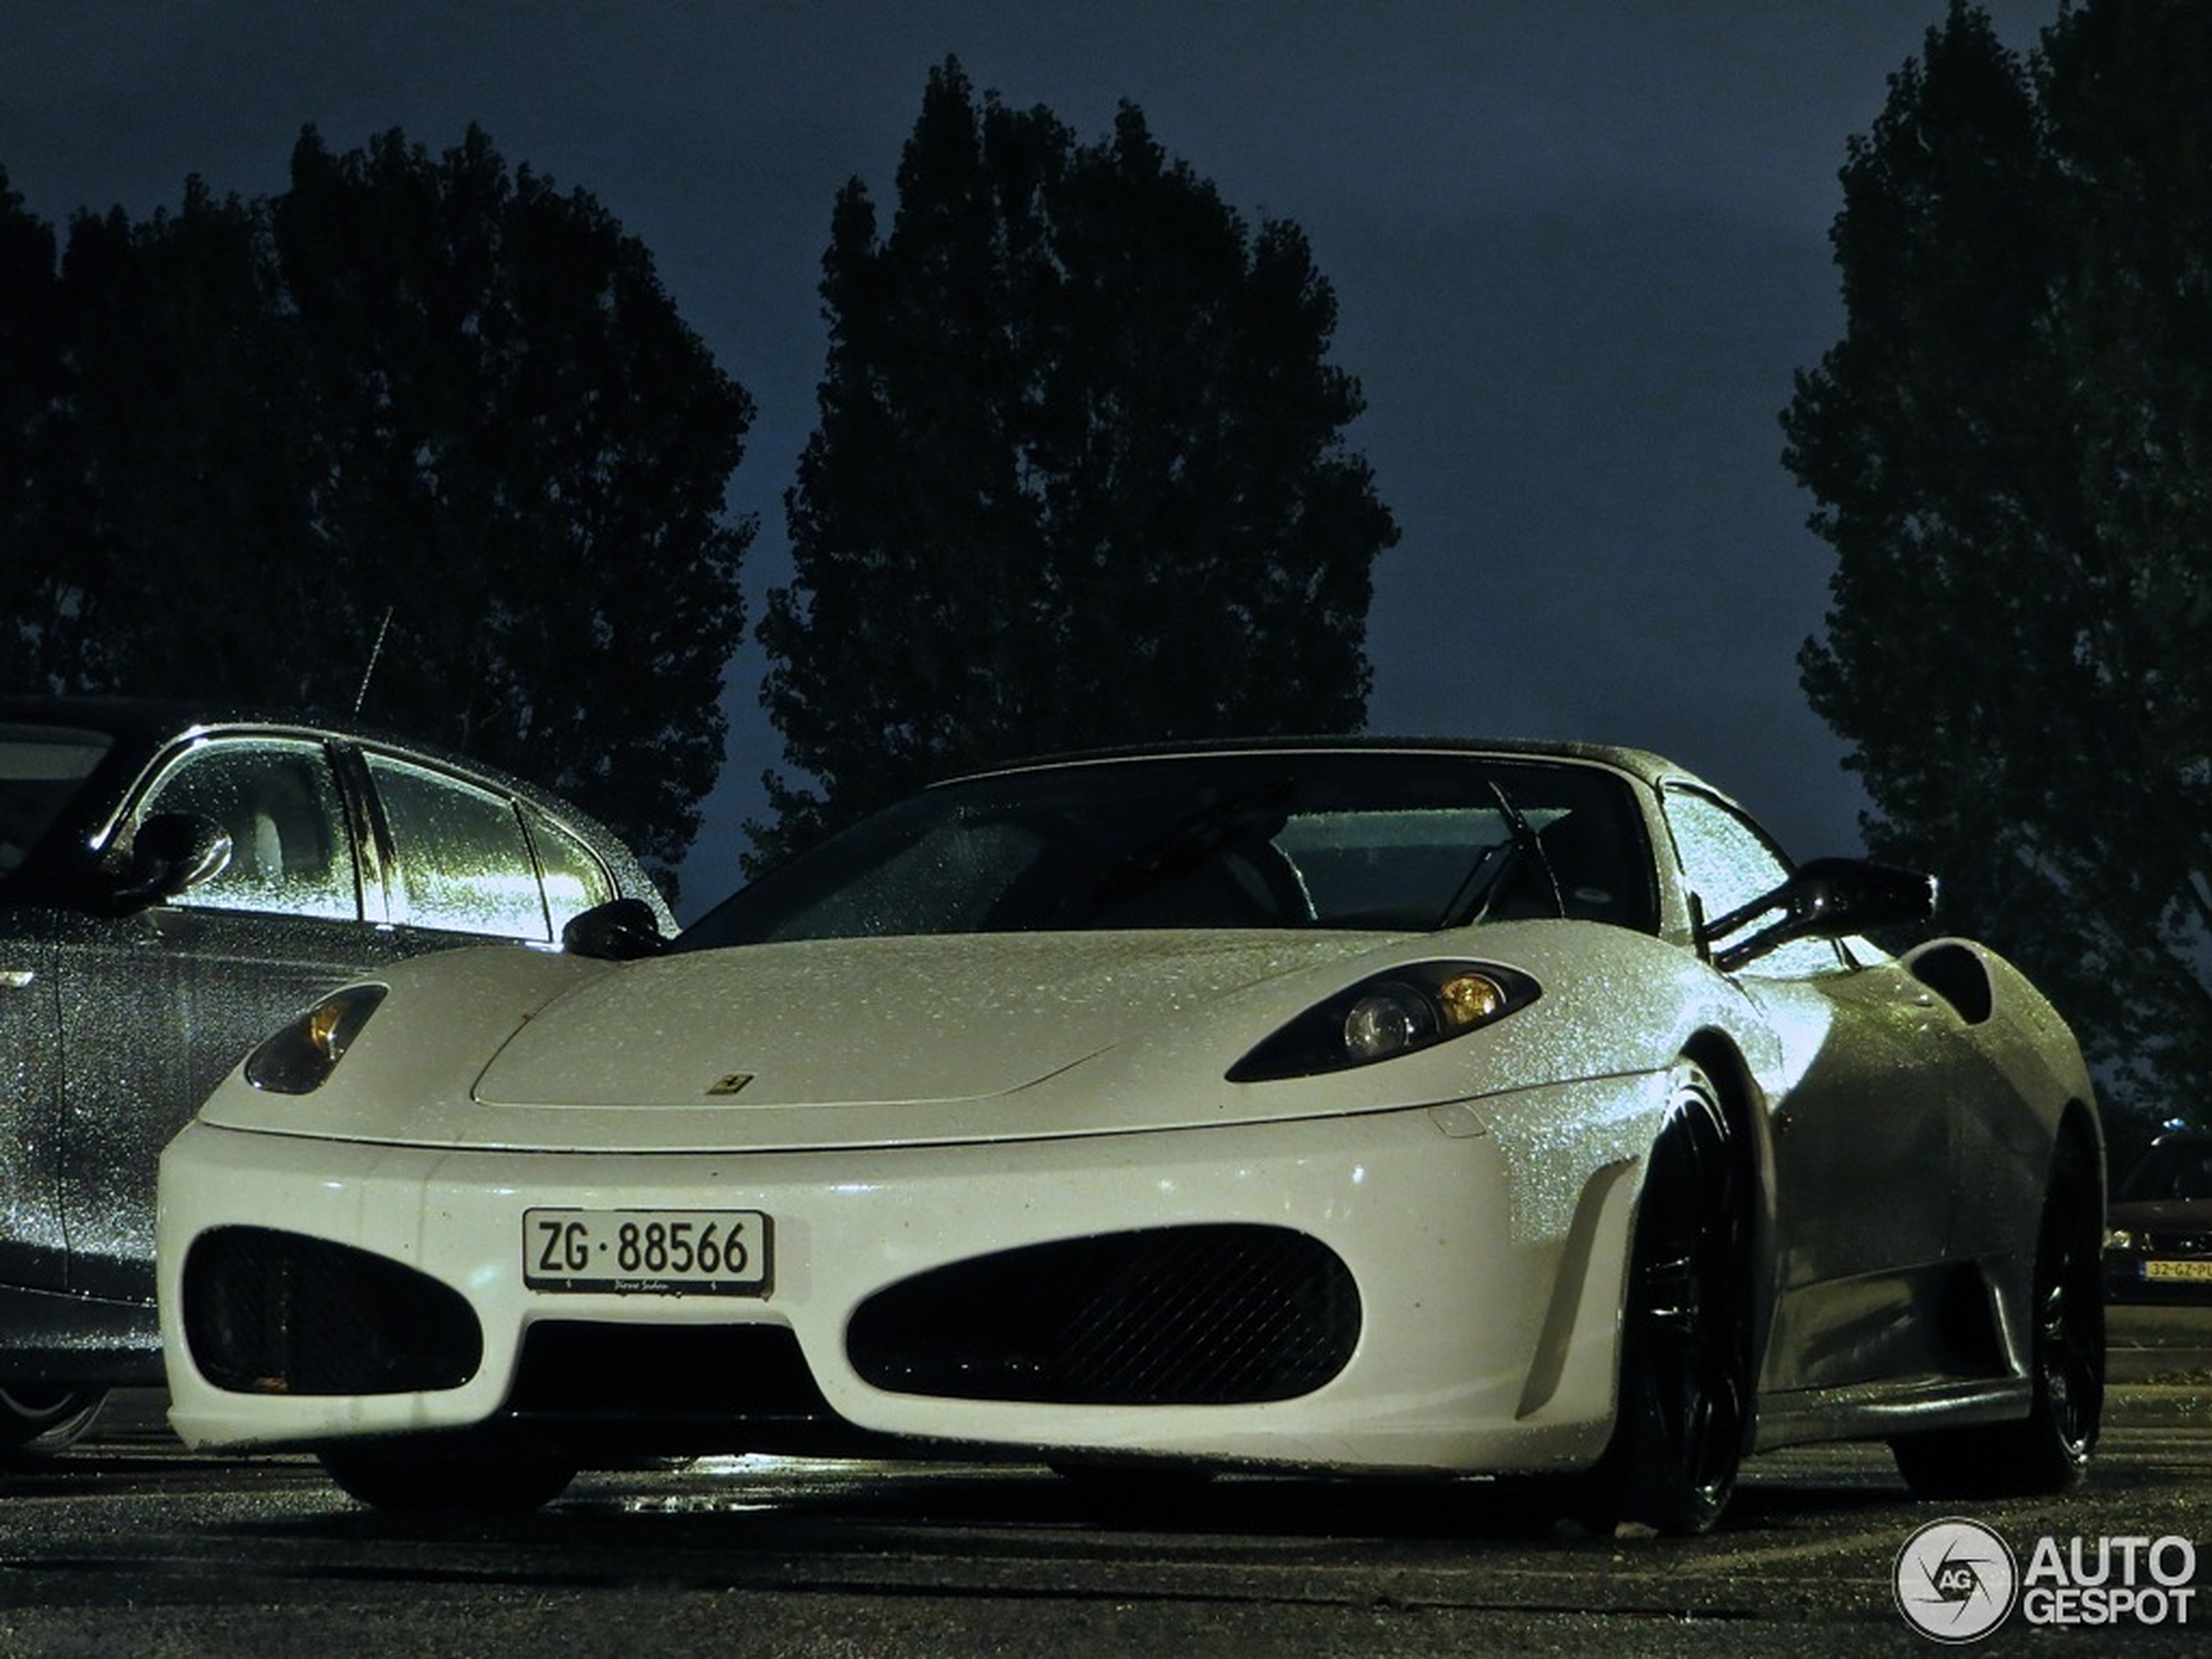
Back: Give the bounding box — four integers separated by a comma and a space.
2105, 1130, 2212, 1305
0, 697, 673, 1453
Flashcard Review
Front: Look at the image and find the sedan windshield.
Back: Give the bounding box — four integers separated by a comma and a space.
681, 751, 1654, 949
0, 724, 113, 876
2119, 1141, 2212, 1204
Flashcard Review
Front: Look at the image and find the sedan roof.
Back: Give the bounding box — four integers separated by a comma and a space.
945, 734, 1703, 794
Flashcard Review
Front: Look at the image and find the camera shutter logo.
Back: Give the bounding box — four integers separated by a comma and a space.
1895, 1517, 2020, 1642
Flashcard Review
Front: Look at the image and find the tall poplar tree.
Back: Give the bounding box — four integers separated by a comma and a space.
755, 59, 1397, 861
1783, 0, 2212, 1157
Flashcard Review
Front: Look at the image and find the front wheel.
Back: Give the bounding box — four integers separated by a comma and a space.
1591, 1063, 1752, 1535
0, 1385, 109, 1460
319, 1440, 577, 1514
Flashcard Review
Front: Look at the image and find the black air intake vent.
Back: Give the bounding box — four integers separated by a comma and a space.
182, 1227, 482, 1397
847, 1224, 1360, 1406
506, 1320, 833, 1419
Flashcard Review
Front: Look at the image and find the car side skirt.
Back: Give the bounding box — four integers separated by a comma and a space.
0, 1282, 159, 1386
1753, 1374, 2033, 1453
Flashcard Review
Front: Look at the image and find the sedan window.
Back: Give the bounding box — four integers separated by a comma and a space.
140, 739, 360, 920
368, 755, 549, 941
525, 808, 617, 933
0, 725, 111, 875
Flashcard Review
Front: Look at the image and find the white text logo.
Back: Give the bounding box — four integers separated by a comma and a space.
1896, 1520, 2199, 1641
1895, 1518, 2018, 1642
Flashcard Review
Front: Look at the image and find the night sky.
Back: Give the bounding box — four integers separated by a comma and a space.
3, 2, 2057, 910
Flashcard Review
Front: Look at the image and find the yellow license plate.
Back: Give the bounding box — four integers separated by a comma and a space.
2141, 1258, 2212, 1283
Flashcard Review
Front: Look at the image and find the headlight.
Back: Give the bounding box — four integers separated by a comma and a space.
1228, 962, 1539, 1082
244, 985, 387, 1094
2104, 1228, 2137, 1251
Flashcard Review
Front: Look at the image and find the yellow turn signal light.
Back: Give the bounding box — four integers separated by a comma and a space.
1437, 970, 1508, 1030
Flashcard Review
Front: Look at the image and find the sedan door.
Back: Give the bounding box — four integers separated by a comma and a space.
52, 736, 408, 1302
0, 915, 64, 1296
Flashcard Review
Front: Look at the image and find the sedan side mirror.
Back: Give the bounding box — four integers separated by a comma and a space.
1705, 857, 1936, 974
562, 895, 669, 961
111, 812, 233, 911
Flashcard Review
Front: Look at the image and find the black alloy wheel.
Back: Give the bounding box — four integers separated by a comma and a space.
1597, 1062, 1752, 1536
2029, 1163, 2107, 1478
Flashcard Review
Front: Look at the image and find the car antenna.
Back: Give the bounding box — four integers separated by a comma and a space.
352, 606, 395, 718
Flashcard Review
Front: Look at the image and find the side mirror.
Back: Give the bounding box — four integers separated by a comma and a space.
562, 895, 669, 961
111, 812, 233, 911
1706, 857, 1936, 973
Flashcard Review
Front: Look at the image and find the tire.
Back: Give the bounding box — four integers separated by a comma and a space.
1890, 1144, 2103, 1499
318, 1440, 577, 1514
1592, 1062, 1752, 1535
0, 1385, 109, 1460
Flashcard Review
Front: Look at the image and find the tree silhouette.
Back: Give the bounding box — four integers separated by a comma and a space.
754, 59, 1397, 863
270, 126, 753, 890
41, 180, 320, 699
0, 166, 95, 691
1783, 0, 2212, 1160
0, 129, 752, 895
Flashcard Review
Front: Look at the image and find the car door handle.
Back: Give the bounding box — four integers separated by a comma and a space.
0, 968, 34, 989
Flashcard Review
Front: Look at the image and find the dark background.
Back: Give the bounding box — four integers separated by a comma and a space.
0, 0, 2058, 900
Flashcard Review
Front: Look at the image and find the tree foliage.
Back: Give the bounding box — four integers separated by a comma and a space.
1783, 0, 2212, 1156
0, 129, 752, 894
755, 59, 1397, 861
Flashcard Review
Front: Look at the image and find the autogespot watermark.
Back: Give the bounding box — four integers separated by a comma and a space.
1893, 1516, 2199, 1642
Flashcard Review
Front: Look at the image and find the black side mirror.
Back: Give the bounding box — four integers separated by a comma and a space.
1784, 858, 1938, 934
1705, 857, 1936, 973
562, 895, 669, 961
111, 812, 233, 911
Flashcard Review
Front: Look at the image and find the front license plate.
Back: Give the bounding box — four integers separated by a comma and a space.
2141, 1258, 2212, 1284
524, 1208, 772, 1296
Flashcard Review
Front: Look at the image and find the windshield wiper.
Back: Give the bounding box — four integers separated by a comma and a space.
1063, 779, 1296, 923
1433, 781, 1549, 928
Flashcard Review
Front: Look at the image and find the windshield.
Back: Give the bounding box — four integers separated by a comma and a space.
0, 724, 113, 876
2119, 1141, 2212, 1204
681, 751, 1654, 949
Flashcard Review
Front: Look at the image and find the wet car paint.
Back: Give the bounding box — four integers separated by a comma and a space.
0, 696, 671, 1397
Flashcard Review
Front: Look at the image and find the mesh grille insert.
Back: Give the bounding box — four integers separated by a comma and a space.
847, 1224, 1360, 1405
182, 1226, 482, 1397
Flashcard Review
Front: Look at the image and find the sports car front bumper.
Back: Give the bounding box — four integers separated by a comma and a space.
158, 1078, 1657, 1475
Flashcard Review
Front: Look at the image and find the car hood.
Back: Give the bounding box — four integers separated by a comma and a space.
2108, 1197, 2212, 1235
471, 929, 1393, 1110
192, 920, 1726, 1154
